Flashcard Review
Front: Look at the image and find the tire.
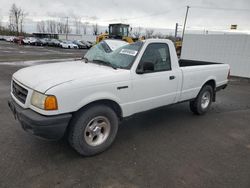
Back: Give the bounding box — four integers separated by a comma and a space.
189, 85, 213, 115
68, 105, 119, 156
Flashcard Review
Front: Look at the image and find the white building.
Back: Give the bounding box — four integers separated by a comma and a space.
33, 33, 96, 42
58, 34, 96, 42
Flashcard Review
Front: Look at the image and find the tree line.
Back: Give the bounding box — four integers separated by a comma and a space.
0, 3, 99, 36
36, 19, 96, 35
0, 3, 171, 39
0, 3, 28, 36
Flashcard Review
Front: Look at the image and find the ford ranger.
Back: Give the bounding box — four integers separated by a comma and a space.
8, 39, 230, 156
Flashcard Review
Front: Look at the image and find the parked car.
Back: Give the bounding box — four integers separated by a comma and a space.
60, 41, 78, 49
80, 40, 92, 49
22, 37, 38, 45
39, 38, 49, 46
47, 39, 61, 47
0, 35, 6, 40
87, 41, 94, 45
72, 40, 88, 49
5, 36, 16, 42
35, 38, 46, 46
8, 39, 230, 156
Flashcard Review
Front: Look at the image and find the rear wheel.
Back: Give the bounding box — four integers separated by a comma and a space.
68, 105, 119, 156
190, 85, 213, 115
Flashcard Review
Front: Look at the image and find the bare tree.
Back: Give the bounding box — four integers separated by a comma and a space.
65, 22, 72, 34
74, 17, 82, 34
0, 16, 2, 29
82, 21, 89, 35
92, 23, 99, 35
57, 22, 65, 34
0, 16, 4, 34
46, 20, 57, 33
36, 21, 46, 33
20, 11, 27, 34
36, 19, 72, 34
8, 14, 15, 32
145, 29, 154, 39
133, 26, 142, 38
56, 21, 72, 34
8, 3, 26, 35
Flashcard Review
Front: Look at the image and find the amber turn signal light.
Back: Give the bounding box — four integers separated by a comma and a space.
44, 96, 58, 110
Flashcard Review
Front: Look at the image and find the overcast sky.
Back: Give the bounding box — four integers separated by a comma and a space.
0, 0, 250, 33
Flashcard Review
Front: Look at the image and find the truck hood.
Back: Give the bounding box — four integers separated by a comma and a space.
13, 61, 128, 93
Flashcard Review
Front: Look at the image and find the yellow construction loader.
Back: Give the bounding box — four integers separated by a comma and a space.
96, 23, 144, 44
175, 40, 182, 57
96, 23, 182, 56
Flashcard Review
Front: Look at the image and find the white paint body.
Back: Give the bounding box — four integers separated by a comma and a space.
60, 42, 78, 49
12, 39, 230, 117
181, 34, 250, 78
22, 37, 37, 44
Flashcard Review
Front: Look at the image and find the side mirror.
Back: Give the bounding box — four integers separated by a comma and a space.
136, 62, 154, 74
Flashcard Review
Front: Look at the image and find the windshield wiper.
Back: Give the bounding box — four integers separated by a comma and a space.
92, 59, 117, 70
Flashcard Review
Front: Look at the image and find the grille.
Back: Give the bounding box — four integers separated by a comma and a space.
12, 81, 28, 104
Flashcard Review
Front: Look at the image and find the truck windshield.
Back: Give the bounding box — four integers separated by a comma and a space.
84, 41, 143, 69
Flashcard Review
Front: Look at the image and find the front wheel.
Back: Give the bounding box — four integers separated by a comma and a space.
68, 105, 119, 156
190, 85, 213, 115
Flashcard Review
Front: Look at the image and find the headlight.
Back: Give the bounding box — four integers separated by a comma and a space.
31, 91, 58, 110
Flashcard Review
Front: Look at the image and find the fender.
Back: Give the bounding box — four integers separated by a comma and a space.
76, 91, 122, 112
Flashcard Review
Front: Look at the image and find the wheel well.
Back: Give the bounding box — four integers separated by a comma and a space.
203, 79, 216, 101
77, 100, 123, 120
204, 80, 216, 90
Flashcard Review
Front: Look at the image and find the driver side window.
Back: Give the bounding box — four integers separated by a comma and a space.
138, 43, 171, 73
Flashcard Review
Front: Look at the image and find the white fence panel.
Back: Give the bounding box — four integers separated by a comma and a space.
181, 34, 250, 78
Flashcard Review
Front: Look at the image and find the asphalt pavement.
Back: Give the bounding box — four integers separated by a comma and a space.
0, 62, 250, 188
0, 40, 87, 62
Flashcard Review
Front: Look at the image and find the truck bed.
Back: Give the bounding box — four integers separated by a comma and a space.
179, 59, 222, 67
178, 59, 229, 102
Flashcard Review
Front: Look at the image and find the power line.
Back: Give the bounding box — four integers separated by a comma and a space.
100, 6, 185, 23
191, 6, 250, 12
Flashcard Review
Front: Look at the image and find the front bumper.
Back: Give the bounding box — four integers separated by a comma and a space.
8, 98, 72, 140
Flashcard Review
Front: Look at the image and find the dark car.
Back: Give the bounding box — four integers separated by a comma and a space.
39, 38, 49, 46
47, 39, 61, 47
33, 38, 44, 46
80, 40, 92, 49
73, 40, 88, 49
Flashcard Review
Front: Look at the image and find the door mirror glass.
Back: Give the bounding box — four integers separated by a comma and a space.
136, 62, 154, 74
136, 43, 171, 74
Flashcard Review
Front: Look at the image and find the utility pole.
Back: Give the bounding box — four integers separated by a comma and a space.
174, 23, 178, 39
182, 6, 190, 41
66, 17, 69, 40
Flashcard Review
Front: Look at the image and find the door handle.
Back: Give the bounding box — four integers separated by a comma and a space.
169, 76, 175, 80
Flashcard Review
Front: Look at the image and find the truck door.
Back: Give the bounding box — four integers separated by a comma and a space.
131, 43, 179, 113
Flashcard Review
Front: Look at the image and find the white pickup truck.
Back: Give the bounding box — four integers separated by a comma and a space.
8, 39, 230, 156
